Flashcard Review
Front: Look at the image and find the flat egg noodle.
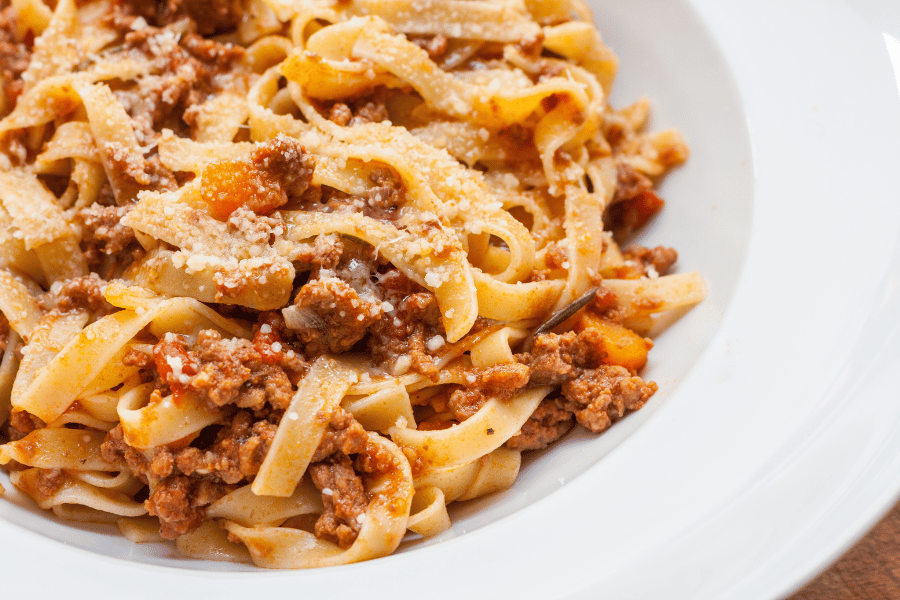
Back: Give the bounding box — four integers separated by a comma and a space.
407, 446, 521, 535
0, 206, 44, 283
0, 330, 20, 428
123, 186, 296, 311
0, 0, 707, 565
116, 516, 165, 543
207, 479, 324, 526
413, 448, 522, 501
0, 170, 76, 250
19, 0, 80, 94
0, 269, 43, 340
9, 467, 147, 516
341, 0, 541, 42
283, 83, 538, 285
225, 432, 413, 568
174, 521, 253, 563
389, 385, 550, 469
117, 383, 222, 450
470, 326, 529, 368
9, 0, 53, 39
251, 357, 357, 497
48, 404, 119, 431
10, 310, 88, 417
34, 121, 100, 172
406, 485, 451, 537
342, 384, 416, 433
0, 428, 112, 470
0, 53, 149, 138
283, 210, 477, 342
319, 18, 594, 129
12, 286, 250, 424
553, 185, 606, 310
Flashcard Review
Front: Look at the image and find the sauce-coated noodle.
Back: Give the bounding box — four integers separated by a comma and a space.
0, 0, 704, 567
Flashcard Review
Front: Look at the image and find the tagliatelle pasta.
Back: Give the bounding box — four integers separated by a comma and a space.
0, 0, 705, 568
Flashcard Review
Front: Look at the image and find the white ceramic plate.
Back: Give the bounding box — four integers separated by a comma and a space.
3, 0, 900, 597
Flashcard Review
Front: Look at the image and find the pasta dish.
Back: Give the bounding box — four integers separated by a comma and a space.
0, 0, 706, 567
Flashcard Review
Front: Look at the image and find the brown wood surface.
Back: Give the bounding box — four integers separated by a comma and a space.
787, 499, 900, 599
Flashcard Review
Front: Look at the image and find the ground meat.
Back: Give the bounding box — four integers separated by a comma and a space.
305, 409, 399, 547
354, 439, 397, 476
77, 205, 144, 269
605, 161, 665, 240
292, 233, 345, 272
225, 207, 285, 246
6, 410, 44, 442
412, 34, 448, 60
525, 269, 549, 283
309, 454, 368, 549
152, 333, 199, 391
102, 349, 385, 544
111, 24, 244, 144
536, 61, 565, 82
399, 444, 426, 476
622, 245, 678, 277
0, 312, 8, 354
351, 100, 388, 126
307, 408, 391, 475
560, 365, 657, 433
101, 424, 153, 482
328, 103, 352, 126
296, 178, 402, 222
497, 123, 533, 149
148, 318, 305, 414
543, 242, 568, 270
515, 32, 545, 57
448, 363, 531, 421
174, 410, 279, 484
31, 468, 65, 500
0, 4, 31, 116
122, 346, 155, 369
201, 135, 314, 219
287, 277, 382, 355
150, 447, 175, 479
326, 91, 390, 128
147, 475, 201, 538
363, 168, 403, 221
506, 396, 575, 451
146, 474, 232, 539
326, 238, 382, 286
178, 26, 244, 66
518, 329, 606, 386
251, 134, 315, 201
513, 326, 656, 441
101, 141, 177, 204
54, 275, 115, 315
108, 143, 175, 188
178, 0, 243, 35
105, 409, 270, 539
446, 387, 484, 422
181, 329, 302, 412
111, 0, 242, 38
368, 270, 444, 375
310, 408, 369, 463
586, 284, 625, 324
475, 363, 532, 397
103, 316, 311, 540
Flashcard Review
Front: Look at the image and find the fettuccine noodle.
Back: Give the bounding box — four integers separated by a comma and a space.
0, 0, 705, 567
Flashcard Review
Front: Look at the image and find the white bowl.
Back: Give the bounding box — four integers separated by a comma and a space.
3, 0, 900, 597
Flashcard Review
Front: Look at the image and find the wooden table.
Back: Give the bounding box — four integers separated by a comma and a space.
787, 499, 900, 599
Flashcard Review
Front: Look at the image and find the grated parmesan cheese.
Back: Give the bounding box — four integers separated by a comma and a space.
426, 335, 445, 352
